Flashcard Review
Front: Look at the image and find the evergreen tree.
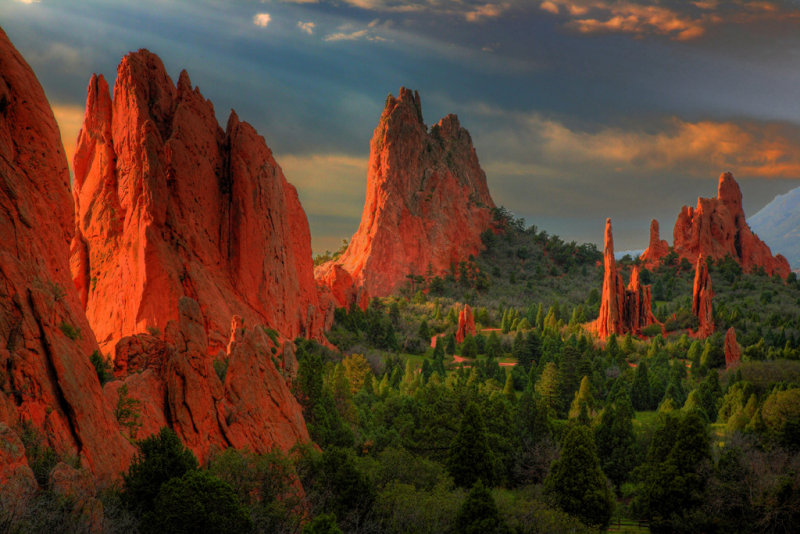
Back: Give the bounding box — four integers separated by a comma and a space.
631, 361, 652, 411
123, 427, 198, 514
503, 371, 516, 402
511, 331, 526, 363
486, 331, 502, 359
536, 362, 560, 414
544, 425, 614, 528
454, 482, 510, 534
445, 334, 457, 356
447, 402, 496, 488
461, 335, 478, 358
147, 470, 251, 534
595, 393, 638, 489
535, 303, 545, 330
568, 376, 595, 420
636, 411, 711, 533
418, 320, 430, 342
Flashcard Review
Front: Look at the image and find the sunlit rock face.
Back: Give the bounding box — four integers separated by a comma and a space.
71, 50, 325, 354
639, 219, 670, 269
315, 87, 496, 304
107, 298, 309, 463
692, 256, 714, 338
724, 327, 741, 369
0, 28, 133, 481
672, 172, 790, 278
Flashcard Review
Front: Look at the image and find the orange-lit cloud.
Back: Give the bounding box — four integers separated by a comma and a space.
253, 13, 272, 27
465, 3, 509, 22
52, 103, 84, 177
539, 0, 799, 40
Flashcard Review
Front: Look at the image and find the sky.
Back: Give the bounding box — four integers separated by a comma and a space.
4, 0, 800, 256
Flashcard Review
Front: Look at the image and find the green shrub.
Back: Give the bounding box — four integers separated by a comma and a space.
59, 322, 80, 340
90, 350, 112, 385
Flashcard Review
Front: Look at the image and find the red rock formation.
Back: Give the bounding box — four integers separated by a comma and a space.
71, 50, 323, 353
673, 172, 790, 278
315, 264, 369, 312
108, 297, 309, 462
594, 219, 659, 339
692, 256, 714, 338
455, 304, 477, 344
316, 87, 495, 304
0, 28, 133, 481
640, 219, 670, 269
724, 327, 741, 369
626, 266, 659, 334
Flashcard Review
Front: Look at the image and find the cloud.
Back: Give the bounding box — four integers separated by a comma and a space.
13, 0, 41, 4
279, 0, 319, 3
253, 13, 272, 27
324, 22, 388, 42
298, 21, 316, 34
539, 0, 800, 41
475, 106, 800, 181
465, 3, 509, 22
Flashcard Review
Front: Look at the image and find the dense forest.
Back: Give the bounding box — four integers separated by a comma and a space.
5, 209, 800, 534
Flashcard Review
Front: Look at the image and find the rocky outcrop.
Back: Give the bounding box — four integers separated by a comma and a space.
455, 304, 476, 344
724, 327, 741, 369
0, 28, 133, 481
594, 219, 659, 339
71, 50, 323, 353
692, 256, 714, 338
626, 266, 659, 334
673, 173, 790, 278
639, 219, 670, 269
315, 264, 369, 312
315, 87, 495, 304
107, 297, 309, 463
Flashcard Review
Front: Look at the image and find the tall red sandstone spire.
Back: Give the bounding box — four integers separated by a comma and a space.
692, 256, 714, 338
639, 219, 669, 269
0, 28, 133, 481
71, 50, 324, 353
315, 87, 495, 303
673, 172, 789, 278
594, 219, 659, 339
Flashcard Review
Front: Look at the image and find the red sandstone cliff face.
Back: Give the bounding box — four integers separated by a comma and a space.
692, 256, 714, 338
724, 327, 741, 369
455, 304, 477, 344
594, 219, 658, 339
0, 29, 133, 481
639, 219, 670, 269
71, 50, 323, 353
673, 173, 790, 278
315, 88, 495, 303
106, 297, 309, 463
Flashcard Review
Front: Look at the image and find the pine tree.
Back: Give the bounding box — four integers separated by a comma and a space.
595, 393, 637, 489
544, 425, 614, 528
535, 303, 545, 330
503, 371, 516, 402
445, 334, 456, 356
631, 361, 652, 411
536, 362, 560, 414
447, 402, 496, 488
486, 331, 502, 359
454, 482, 510, 534
568, 376, 595, 420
